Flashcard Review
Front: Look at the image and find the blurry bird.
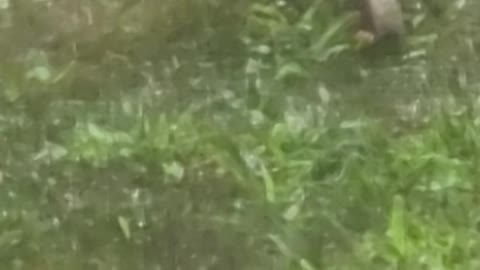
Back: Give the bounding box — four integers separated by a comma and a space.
354, 0, 405, 50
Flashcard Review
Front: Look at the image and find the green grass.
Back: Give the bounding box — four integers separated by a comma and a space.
2, 85, 480, 269
1, 0, 480, 269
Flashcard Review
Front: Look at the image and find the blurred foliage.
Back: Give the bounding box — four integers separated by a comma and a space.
0, 0, 480, 269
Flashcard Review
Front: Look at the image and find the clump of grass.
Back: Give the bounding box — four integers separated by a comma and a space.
1, 90, 475, 269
